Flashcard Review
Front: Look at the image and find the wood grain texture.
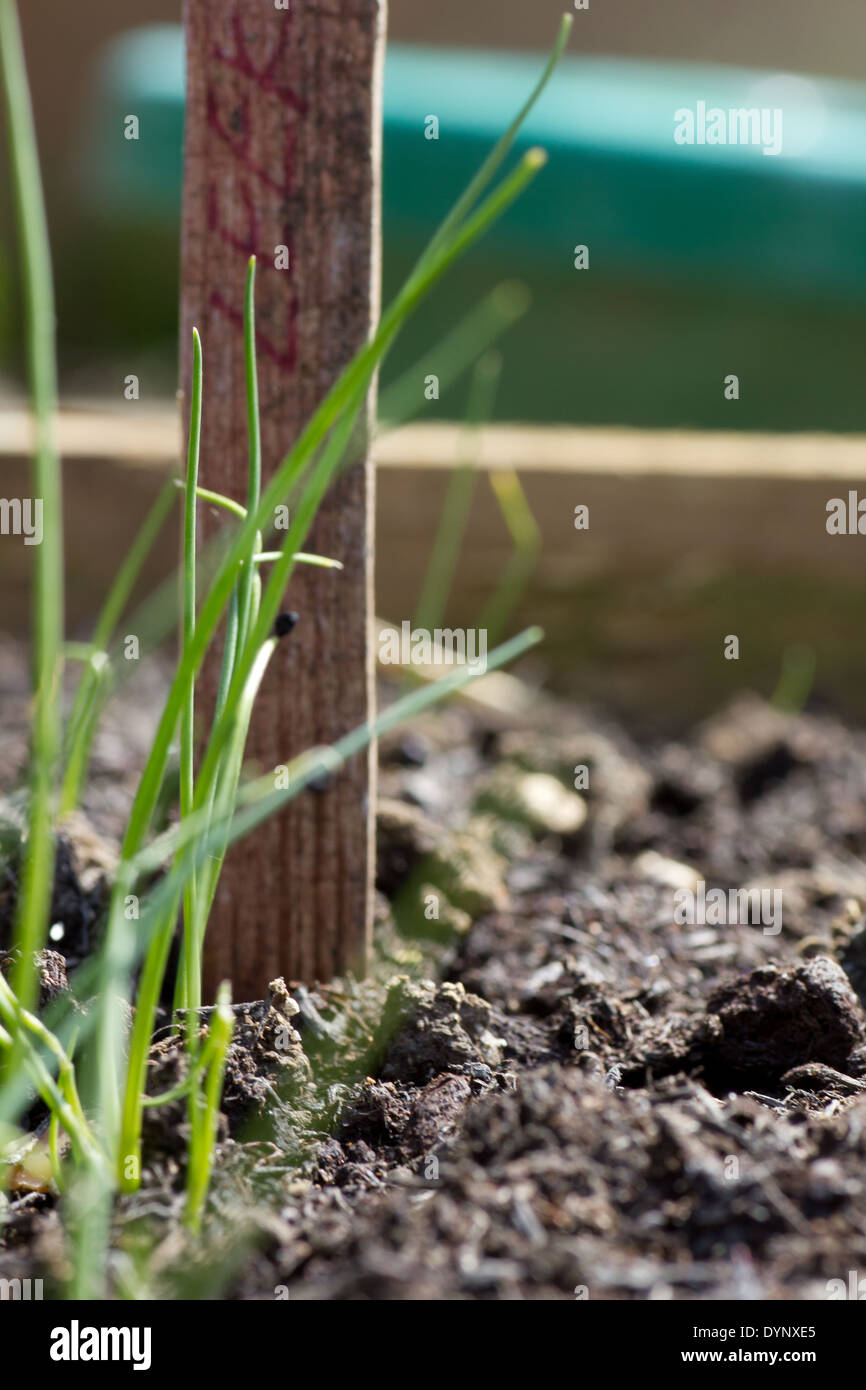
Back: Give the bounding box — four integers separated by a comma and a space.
180, 0, 384, 1000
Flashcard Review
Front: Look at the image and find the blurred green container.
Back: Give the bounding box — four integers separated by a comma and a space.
74, 25, 866, 429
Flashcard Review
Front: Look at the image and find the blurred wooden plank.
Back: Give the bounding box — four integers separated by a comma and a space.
0, 404, 181, 462
5, 412, 866, 730
378, 423, 866, 480
3, 408, 866, 479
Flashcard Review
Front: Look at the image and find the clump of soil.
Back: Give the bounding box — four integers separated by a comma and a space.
0, 811, 113, 972
703, 957, 866, 1085
140, 980, 313, 1168
6, 677, 866, 1300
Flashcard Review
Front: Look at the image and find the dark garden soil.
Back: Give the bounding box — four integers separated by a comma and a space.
4, 634, 866, 1300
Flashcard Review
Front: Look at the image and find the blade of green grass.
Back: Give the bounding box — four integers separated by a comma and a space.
177, 327, 203, 1023
410, 351, 503, 675
175, 482, 343, 569
417, 13, 571, 272
177, 260, 263, 1027
479, 466, 542, 645
174, 480, 245, 519
378, 280, 530, 427
234, 257, 264, 660
184, 982, 234, 1231
60, 480, 177, 813
770, 642, 817, 713
0, 0, 63, 1021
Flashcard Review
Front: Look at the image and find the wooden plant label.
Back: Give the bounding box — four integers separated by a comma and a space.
180, 0, 385, 1000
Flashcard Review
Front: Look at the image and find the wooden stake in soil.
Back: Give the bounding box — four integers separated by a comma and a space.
180, 0, 384, 1000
